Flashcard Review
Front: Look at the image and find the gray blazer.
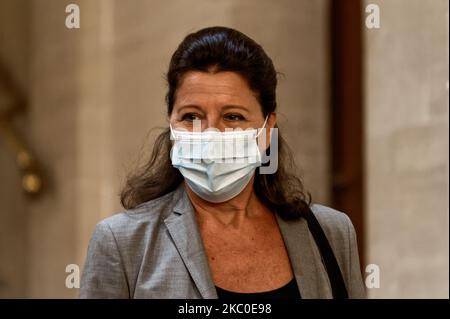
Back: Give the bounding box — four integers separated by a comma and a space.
80, 185, 366, 298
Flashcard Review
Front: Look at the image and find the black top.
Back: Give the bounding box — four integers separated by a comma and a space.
215, 278, 301, 299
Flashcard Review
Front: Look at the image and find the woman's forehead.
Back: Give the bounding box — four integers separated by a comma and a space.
175, 71, 258, 104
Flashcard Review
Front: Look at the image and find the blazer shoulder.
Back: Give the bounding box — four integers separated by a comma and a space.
309, 203, 356, 246
309, 204, 366, 298
310, 204, 353, 232
97, 189, 178, 234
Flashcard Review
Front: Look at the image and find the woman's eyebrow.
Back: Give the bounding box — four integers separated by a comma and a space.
177, 104, 250, 113
221, 104, 250, 113
177, 104, 204, 112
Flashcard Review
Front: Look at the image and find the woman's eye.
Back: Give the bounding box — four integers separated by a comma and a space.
224, 114, 245, 121
181, 113, 200, 121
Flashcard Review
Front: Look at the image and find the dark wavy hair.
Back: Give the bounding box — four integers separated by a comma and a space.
120, 26, 310, 220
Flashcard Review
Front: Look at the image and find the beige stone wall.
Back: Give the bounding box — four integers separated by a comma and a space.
0, 0, 330, 297
26, 0, 80, 298
0, 0, 29, 298
364, 0, 449, 298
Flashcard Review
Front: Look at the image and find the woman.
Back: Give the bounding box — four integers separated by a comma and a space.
80, 26, 365, 299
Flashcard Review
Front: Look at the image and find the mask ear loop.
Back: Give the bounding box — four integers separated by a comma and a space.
256, 115, 269, 138
169, 123, 177, 140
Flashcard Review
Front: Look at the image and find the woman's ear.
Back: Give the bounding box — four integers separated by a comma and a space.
265, 112, 276, 147
267, 112, 277, 129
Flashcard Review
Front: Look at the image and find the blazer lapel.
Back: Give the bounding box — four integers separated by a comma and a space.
164, 186, 218, 298
163, 185, 332, 298
276, 214, 333, 298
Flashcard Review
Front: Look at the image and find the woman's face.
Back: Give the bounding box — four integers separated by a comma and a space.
169, 71, 274, 132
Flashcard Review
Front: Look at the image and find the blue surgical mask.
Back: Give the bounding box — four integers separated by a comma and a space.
170, 117, 268, 203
